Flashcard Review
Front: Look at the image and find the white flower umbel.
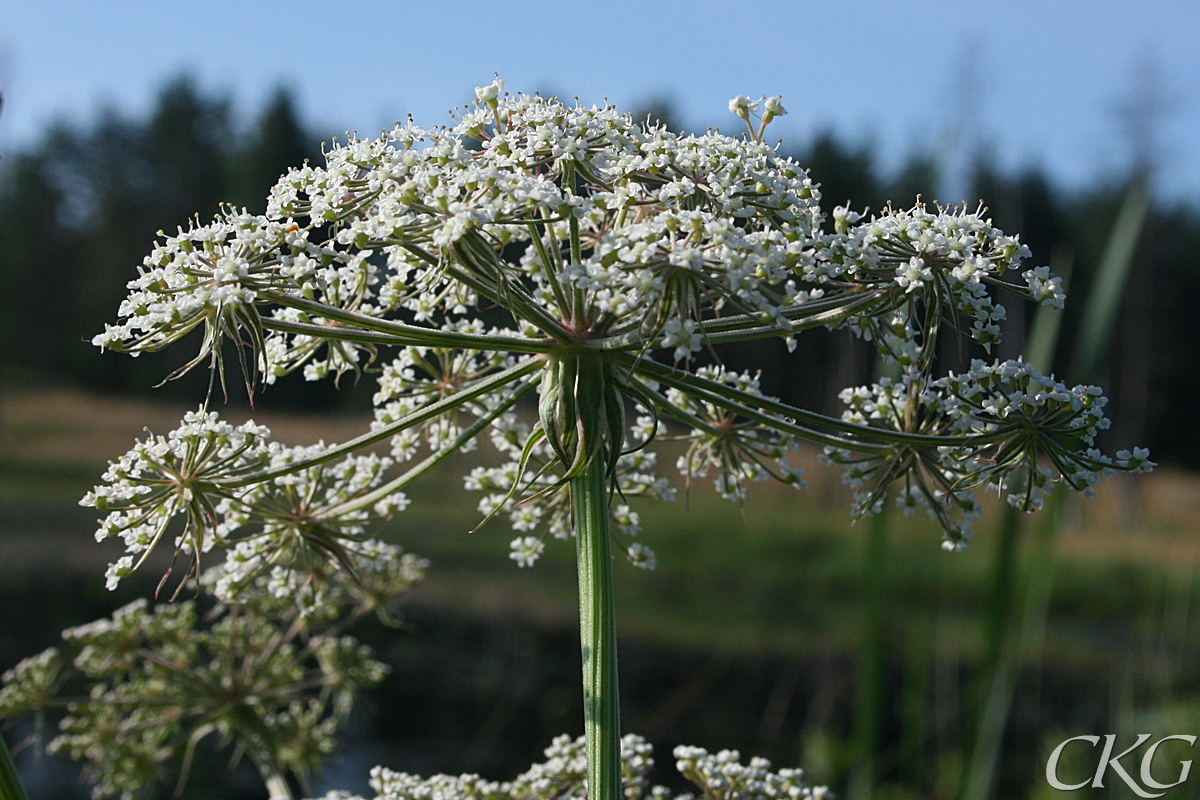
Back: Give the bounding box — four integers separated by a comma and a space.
821, 359, 1151, 551
82, 82, 1150, 800
81, 410, 271, 593
310, 734, 828, 800
818, 202, 1058, 366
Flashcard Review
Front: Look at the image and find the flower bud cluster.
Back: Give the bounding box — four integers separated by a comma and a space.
91, 211, 352, 388
674, 745, 828, 800
372, 338, 519, 458
821, 374, 982, 549
0, 649, 60, 719
936, 358, 1151, 507
97, 90, 826, 388
0, 577, 406, 799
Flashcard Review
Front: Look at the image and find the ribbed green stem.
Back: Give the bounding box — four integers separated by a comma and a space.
257, 762, 294, 800
0, 732, 30, 800
572, 456, 621, 800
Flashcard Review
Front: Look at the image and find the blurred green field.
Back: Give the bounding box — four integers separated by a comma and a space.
4, 388, 1200, 799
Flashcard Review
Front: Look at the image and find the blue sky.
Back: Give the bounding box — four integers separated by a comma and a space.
2, 0, 1198, 202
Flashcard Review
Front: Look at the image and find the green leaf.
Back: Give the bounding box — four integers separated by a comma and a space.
0, 732, 32, 800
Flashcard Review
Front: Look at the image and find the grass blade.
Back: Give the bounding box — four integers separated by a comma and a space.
1069, 174, 1151, 384
963, 174, 1151, 799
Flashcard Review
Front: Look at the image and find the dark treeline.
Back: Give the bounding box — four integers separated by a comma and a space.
3, 78, 1199, 466
0, 76, 349, 409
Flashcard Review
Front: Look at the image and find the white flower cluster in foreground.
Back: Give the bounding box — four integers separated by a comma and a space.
80, 79, 1149, 583
310, 734, 828, 800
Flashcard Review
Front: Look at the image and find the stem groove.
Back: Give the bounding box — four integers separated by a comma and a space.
572, 456, 621, 800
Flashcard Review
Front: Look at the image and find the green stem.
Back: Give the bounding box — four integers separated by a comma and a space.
227, 357, 542, 487
259, 316, 550, 354
594, 290, 884, 349
262, 768, 294, 800
564, 162, 586, 323
571, 455, 621, 800
0, 732, 30, 800
631, 356, 985, 449
262, 293, 555, 353
322, 380, 537, 518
